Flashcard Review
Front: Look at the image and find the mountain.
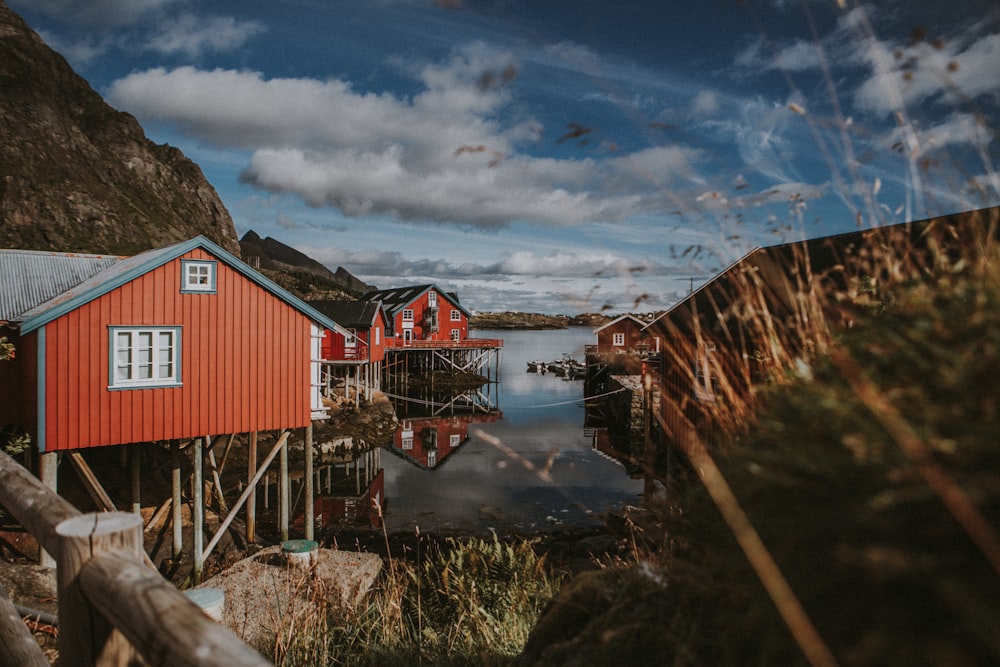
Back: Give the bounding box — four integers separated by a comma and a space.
0, 1, 240, 256
239, 231, 376, 300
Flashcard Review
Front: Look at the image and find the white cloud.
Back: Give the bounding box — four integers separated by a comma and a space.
107, 49, 704, 228
691, 90, 720, 117
854, 32, 1000, 115
146, 13, 265, 58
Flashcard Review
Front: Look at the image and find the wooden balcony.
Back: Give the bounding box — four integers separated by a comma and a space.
383, 337, 503, 350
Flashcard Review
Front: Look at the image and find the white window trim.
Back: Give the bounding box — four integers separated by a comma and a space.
402, 309, 414, 321
450, 434, 461, 448
451, 328, 461, 340
427, 291, 437, 307
310, 324, 328, 418
450, 309, 462, 322
180, 260, 217, 293
109, 326, 182, 389
613, 332, 625, 347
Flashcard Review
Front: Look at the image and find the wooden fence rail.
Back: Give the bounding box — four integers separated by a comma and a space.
0, 450, 272, 667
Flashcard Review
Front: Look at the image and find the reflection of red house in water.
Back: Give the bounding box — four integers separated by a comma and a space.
392, 413, 501, 469
297, 447, 385, 528
312, 468, 385, 528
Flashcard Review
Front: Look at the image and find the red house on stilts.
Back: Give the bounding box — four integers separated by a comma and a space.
0, 235, 352, 575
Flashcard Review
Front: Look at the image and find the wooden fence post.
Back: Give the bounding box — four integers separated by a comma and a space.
56, 512, 144, 667
0, 583, 50, 667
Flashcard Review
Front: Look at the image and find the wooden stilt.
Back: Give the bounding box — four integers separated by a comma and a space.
38, 451, 58, 568
130, 444, 141, 514
247, 431, 257, 543
305, 423, 314, 541
279, 433, 289, 542
192, 437, 204, 584
171, 442, 182, 560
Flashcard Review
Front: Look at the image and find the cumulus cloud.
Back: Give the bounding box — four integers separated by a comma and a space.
107, 45, 705, 228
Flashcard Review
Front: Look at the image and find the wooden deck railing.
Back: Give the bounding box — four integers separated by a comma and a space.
383, 337, 503, 349
0, 450, 271, 667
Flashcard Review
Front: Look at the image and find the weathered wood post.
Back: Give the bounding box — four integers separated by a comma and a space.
171, 441, 182, 560
0, 581, 50, 667
38, 451, 58, 568
130, 444, 141, 514
56, 512, 145, 667
247, 431, 257, 542
193, 437, 204, 584
304, 423, 314, 541
279, 432, 289, 542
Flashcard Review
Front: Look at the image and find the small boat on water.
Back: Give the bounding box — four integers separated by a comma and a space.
526, 354, 585, 379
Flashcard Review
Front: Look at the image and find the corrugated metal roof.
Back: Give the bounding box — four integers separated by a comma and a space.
4, 237, 354, 339
0, 249, 122, 322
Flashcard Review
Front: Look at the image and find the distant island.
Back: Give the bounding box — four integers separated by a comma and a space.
469, 311, 613, 330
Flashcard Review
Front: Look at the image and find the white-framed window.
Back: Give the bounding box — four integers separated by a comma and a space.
613, 332, 625, 347
109, 326, 181, 389
401, 436, 413, 451
180, 260, 217, 293
450, 309, 462, 322
402, 309, 414, 321
427, 449, 437, 467
451, 329, 461, 340
427, 291, 437, 308
344, 329, 357, 347
450, 434, 461, 448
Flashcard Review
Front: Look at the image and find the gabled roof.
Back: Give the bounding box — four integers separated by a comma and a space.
2, 236, 352, 338
308, 299, 385, 329
360, 283, 471, 318
594, 313, 648, 334
0, 249, 122, 323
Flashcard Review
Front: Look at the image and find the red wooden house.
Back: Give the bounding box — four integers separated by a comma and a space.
360, 284, 471, 345
0, 236, 351, 453
310, 299, 388, 404
593, 314, 654, 355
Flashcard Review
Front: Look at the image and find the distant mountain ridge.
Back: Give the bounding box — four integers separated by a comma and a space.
239, 231, 375, 300
0, 0, 240, 256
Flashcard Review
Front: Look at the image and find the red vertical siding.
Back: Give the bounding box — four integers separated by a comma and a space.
42, 248, 313, 451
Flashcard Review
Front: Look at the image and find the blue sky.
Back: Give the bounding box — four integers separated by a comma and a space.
11, 0, 1000, 314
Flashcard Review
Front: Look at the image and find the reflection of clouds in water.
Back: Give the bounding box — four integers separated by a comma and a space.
380, 329, 643, 533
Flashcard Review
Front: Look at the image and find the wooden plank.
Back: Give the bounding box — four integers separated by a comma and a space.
67, 452, 117, 512
202, 431, 288, 563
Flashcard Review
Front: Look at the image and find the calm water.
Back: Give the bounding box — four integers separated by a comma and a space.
380, 328, 644, 534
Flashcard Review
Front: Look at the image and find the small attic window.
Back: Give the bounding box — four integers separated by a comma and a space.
181, 260, 217, 293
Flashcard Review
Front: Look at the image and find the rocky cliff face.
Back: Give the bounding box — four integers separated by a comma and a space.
0, 1, 240, 256
239, 231, 376, 300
